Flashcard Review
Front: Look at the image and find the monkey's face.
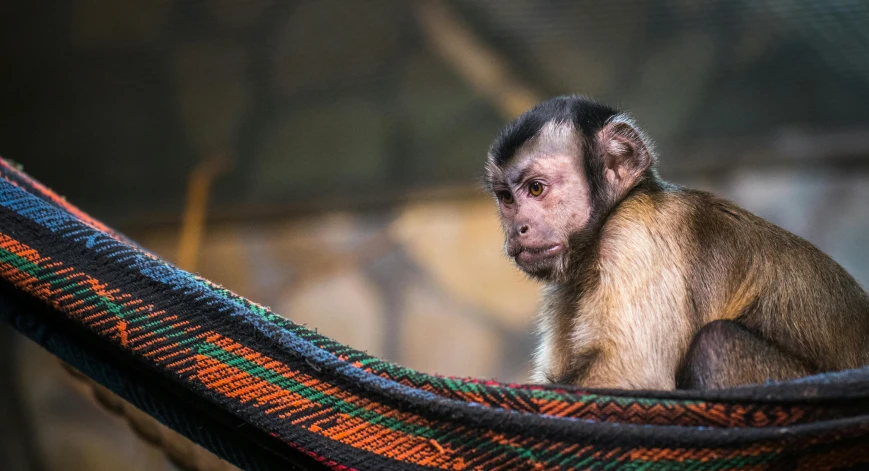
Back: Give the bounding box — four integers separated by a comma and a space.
486, 102, 656, 284
488, 128, 593, 282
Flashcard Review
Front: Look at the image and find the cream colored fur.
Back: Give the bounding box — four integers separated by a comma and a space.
532, 194, 696, 389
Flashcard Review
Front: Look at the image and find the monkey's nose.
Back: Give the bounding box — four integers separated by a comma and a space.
519, 225, 529, 235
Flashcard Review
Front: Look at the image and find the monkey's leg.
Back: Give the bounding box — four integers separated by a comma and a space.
676, 320, 814, 390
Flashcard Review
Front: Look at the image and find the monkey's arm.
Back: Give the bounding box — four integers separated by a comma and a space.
675, 320, 814, 390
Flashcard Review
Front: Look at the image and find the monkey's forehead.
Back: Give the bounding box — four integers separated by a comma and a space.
494, 153, 582, 188
492, 121, 581, 169
526, 121, 580, 154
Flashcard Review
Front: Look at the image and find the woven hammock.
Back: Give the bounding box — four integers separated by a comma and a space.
0, 158, 867, 471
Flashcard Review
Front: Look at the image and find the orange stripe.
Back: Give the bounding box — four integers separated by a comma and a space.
192, 354, 465, 470
0, 234, 46, 263
626, 444, 778, 462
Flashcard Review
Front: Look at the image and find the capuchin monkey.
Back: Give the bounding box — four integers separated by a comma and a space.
485, 96, 869, 390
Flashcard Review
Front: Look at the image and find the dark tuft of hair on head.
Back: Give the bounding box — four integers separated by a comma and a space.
487, 95, 620, 167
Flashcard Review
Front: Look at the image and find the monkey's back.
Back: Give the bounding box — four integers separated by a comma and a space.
679, 188, 869, 371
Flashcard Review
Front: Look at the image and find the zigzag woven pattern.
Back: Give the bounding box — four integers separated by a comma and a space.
0, 157, 868, 470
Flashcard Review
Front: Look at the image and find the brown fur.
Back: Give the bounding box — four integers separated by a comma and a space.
488, 103, 869, 390
539, 185, 869, 388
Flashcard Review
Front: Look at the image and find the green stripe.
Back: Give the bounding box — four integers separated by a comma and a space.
0, 249, 130, 318
197, 341, 447, 437
194, 341, 555, 460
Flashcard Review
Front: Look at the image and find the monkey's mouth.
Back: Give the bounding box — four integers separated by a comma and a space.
513, 244, 564, 264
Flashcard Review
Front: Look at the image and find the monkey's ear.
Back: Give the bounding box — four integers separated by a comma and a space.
598, 120, 653, 188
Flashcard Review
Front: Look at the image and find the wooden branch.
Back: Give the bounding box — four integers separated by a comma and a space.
176, 156, 231, 272
414, 0, 541, 119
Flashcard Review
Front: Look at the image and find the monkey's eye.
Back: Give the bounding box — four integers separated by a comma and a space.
529, 181, 545, 197
498, 191, 514, 204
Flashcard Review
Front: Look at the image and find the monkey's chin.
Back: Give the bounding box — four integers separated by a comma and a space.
515, 252, 566, 282
522, 265, 559, 282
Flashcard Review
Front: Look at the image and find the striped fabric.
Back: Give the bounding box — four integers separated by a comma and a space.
0, 157, 867, 471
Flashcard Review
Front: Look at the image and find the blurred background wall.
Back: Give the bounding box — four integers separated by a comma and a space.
2, 1, 869, 469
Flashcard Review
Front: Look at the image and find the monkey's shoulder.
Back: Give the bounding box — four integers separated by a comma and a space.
678, 188, 830, 254
674, 188, 869, 310
601, 186, 707, 241
602, 186, 834, 273
652, 187, 799, 243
